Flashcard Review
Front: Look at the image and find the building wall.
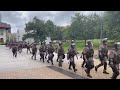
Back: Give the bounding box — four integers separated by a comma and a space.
0, 29, 6, 43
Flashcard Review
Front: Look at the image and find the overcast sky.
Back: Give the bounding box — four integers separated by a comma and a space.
0, 11, 103, 33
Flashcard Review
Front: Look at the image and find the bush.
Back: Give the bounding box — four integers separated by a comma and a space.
0, 42, 6, 45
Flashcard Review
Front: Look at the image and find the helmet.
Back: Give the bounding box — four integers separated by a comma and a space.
87, 40, 92, 45
59, 41, 62, 46
102, 38, 108, 43
71, 40, 75, 43
116, 42, 120, 46
71, 43, 75, 46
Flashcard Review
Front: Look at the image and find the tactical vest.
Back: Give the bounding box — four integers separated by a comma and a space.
39, 46, 46, 52
48, 46, 54, 53
69, 48, 76, 57
101, 47, 108, 56
58, 47, 64, 55
86, 48, 94, 59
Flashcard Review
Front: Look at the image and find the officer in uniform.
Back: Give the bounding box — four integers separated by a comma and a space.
57, 41, 65, 67
68, 42, 78, 72
84, 41, 94, 78
12, 43, 18, 57
39, 42, 46, 62
27, 42, 31, 54
81, 44, 88, 68
31, 43, 37, 60
95, 38, 109, 74
47, 42, 55, 65
43, 42, 48, 59
109, 42, 120, 79
18, 42, 23, 53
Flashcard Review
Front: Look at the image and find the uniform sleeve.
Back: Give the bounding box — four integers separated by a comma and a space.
109, 50, 114, 59
83, 47, 88, 54
99, 45, 103, 52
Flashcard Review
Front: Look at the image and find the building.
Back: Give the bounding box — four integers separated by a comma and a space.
0, 22, 11, 43
0, 13, 11, 43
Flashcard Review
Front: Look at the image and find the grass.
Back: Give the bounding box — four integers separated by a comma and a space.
53, 39, 116, 53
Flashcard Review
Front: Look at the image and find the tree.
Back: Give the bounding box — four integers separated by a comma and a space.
45, 20, 56, 41
70, 13, 98, 45
103, 11, 120, 40
24, 17, 47, 43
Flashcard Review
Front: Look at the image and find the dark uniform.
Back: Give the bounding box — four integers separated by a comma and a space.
81, 44, 88, 68
57, 42, 65, 67
31, 44, 37, 60
109, 43, 120, 79
39, 42, 46, 62
67, 42, 78, 72
18, 42, 23, 53
47, 42, 55, 65
95, 38, 109, 74
27, 43, 31, 53
84, 41, 94, 78
12, 43, 18, 57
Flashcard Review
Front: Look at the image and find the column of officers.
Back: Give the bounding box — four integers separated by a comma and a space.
8, 39, 120, 79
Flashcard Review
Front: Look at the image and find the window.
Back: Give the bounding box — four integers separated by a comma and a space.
0, 29, 4, 35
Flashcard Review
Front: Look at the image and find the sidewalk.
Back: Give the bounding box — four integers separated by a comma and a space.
0, 45, 119, 79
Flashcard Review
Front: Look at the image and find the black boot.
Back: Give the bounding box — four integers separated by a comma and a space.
103, 70, 109, 74
69, 67, 72, 70
40, 58, 41, 61
47, 60, 49, 63
95, 66, 98, 72
74, 69, 77, 72
51, 62, 54, 65
87, 74, 92, 78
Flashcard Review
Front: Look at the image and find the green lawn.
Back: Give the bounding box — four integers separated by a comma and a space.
53, 39, 116, 53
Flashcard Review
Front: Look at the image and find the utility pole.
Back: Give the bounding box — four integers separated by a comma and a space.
100, 18, 103, 44
100, 12, 103, 44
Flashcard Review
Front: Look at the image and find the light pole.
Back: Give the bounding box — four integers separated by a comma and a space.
100, 12, 104, 44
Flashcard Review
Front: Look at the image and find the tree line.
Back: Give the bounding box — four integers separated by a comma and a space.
23, 11, 120, 44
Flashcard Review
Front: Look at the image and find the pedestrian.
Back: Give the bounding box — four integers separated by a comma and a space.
95, 38, 109, 74
39, 42, 46, 62
27, 43, 31, 54
57, 41, 65, 67
67, 42, 78, 72
84, 41, 94, 78
31, 43, 37, 60
81, 44, 88, 68
12, 43, 18, 57
109, 42, 120, 79
47, 42, 55, 65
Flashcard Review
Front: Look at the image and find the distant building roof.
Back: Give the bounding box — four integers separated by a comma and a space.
0, 22, 11, 29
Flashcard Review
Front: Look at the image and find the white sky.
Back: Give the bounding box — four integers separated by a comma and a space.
0, 11, 103, 33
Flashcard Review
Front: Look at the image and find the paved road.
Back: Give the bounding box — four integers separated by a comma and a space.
0, 45, 120, 79
0, 45, 79, 72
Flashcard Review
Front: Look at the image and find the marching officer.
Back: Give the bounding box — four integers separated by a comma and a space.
39, 42, 46, 62
95, 38, 109, 74
31, 43, 37, 60
27, 42, 31, 54
67, 42, 78, 72
47, 42, 55, 65
109, 42, 120, 79
84, 40, 94, 78
12, 43, 18, 57
81, 44, 88, 68
57, 41, 65, 67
